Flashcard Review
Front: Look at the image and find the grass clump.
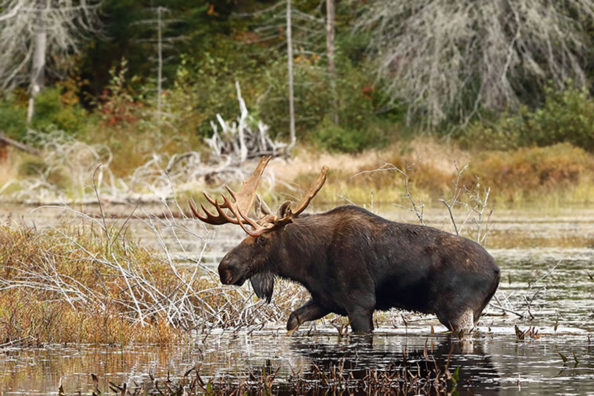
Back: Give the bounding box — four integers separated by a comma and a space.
0, 225, 175, 344
465, 144, 594, 204
0, 221, 307, 345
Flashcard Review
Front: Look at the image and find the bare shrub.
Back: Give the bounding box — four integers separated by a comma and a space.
351, 161, 493, 244
355, 0, 594, 127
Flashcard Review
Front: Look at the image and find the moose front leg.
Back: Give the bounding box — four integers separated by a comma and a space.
287, 299, 329, 334
344, 291, 376, 333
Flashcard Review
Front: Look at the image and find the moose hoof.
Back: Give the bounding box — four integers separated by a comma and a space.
287, 312, 300, 334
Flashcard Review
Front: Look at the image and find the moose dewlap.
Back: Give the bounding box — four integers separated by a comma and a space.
191, 156, 500, 333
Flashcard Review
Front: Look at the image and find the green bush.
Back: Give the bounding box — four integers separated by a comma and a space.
255, 55, 398, 151
457, 86, 594, 151
30, 87, 88, 135
169, 50, 264, 138
311, 117, 387, 153
518, 86, 593, 150
0, 99, 26, 140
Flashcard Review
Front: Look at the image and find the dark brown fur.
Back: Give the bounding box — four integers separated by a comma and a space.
217, 205, 500, 333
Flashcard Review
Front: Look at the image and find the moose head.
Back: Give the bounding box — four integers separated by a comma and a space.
190, 156, 328, 302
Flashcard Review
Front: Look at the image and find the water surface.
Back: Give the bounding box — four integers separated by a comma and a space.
0, 204, 592, 394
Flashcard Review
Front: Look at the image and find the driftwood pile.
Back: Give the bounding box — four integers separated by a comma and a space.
205, 81, 286, 163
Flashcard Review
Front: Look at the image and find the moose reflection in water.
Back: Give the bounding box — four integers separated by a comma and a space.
287, 335, 500, 393
190, 156, 500, 333
216, 335, 499, 395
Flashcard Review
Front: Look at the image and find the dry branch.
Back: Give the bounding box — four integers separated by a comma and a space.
0, 132, 40, 156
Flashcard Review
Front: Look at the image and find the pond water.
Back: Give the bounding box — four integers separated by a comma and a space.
0, 204, 593, 395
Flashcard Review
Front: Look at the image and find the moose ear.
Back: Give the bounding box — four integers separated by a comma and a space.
254, 194, 272, 217
250, 272, 275, 303
278, 201, 293, 218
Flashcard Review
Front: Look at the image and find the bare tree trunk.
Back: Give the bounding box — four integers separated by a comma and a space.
1, 0, 101, 124
235, 81, 248, 162
27, 21, 47, 125
326, 0, 338, 124
156, 6, 163, 132
286, 0, 296, 153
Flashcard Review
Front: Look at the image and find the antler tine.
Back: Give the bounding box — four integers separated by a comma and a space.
234, 155, 272, 215
189, 199, 202, 218
282, 166, 329, 219
189, 198, 240, 225
203, 192, 220, 207
219, 193, 272, 237
224, 186, 238, 201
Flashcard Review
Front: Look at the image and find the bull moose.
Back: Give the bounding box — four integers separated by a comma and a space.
190, 156, 500, 334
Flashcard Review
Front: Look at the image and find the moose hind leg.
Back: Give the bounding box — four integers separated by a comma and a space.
287, 299, 329, 333
347, 307, 374, 334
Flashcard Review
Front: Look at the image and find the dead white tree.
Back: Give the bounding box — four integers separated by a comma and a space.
0, 0, 102, 123
206, 81, 287, 163
354, 0, 594, 127
132, 6, 186, 135
326, 0, 337, 123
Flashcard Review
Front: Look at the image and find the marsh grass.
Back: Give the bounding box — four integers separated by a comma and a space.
465, 143, 594, 205
311, 142, 594, 207
0, 211, 309, 345
1, 132, 592, 208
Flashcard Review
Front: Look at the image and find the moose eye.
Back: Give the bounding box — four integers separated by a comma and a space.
255, 236, 268, 247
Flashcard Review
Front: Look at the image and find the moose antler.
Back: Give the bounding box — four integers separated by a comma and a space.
190, 157, 328, 237
189, 156, 273, 236
283, 166, 328, 218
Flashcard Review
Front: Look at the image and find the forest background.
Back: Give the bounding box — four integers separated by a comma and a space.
0, 0, 592, 207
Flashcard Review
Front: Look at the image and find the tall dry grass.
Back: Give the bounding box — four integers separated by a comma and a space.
0, 147, 20, 192
287, 141, 594, 207
2, 132, 592, 208
0, 210, 309, 345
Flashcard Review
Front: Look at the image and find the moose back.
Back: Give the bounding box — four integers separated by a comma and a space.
191, 157, 500, 333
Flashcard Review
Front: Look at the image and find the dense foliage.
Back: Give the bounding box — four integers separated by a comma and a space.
0, 0, 592, 155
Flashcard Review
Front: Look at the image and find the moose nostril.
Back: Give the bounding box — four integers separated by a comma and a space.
218, 267, 233, 284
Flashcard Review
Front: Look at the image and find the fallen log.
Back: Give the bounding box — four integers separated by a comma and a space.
0, 132, 41, 156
